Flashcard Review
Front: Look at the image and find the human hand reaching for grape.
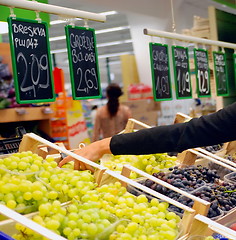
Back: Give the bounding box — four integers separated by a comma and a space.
58, 138, 112, 172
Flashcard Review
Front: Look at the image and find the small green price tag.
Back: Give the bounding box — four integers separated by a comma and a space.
65, 25, 102, 100
194, 48, 211, 98
8, 17, 55, 104
149, 43, 172, 101
172, 46, 192, 99
213, 51, 229, 96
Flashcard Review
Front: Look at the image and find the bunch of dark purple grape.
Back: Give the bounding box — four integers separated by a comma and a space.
155, 165, 219, 186
141, 165, 219, 203
137, 165, 221, 217
203, 143, 223, 153
142, 166, 207, 202
179, 182, 236, 219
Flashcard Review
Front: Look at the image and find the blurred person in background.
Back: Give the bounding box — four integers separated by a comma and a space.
92, 83, 131, 142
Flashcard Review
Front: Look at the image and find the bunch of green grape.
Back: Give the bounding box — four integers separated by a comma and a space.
13, 182, 180, 240
0, 151, 57, 181
13, 199, 116, 240
0, 174, 51, 214
102, 153, 177, 178
0, 151, 96, 214
37, 168, 96, 202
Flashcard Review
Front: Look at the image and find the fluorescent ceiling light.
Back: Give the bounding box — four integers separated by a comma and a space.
49, 36, 66, 42
50, 11, 117, 25
97, 39, 132, 47
99, 11, 117, 16
50, 20, 66, 25
96, 26, 130, 34
51, 48, 67, 54
49, 26, 130, 42
0, 22, 8, 34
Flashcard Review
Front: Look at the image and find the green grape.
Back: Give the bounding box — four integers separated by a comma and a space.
126, 222, 138, 233
48, 191, 58, 200
82, 213, 92, 223
23, 192, 32, 201
87, 223, 98, 236
39, 203, 51, 216
45, 219, 60, 230
72, 228, 81, 238
136, 194, 148, 204
63, 227, 72, 236
32, 190, 43, 200
6, 199, 17, 209
158, 202, 168, 212
67, 220, 77, 229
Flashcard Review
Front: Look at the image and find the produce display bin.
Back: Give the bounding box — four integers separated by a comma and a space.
18, 132, 107, 185
104, 168, 195, 236
120, 165, 210, 217
0, 204, 66, 240
224, 171, 236, 185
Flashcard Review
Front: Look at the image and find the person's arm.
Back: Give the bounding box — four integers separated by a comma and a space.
59, 102, 236, 169
110, 102, 236, 155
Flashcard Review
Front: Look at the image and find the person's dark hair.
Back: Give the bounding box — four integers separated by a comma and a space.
106, 83, 123, 118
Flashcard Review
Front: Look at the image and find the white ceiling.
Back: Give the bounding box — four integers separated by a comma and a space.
47, 0, 235, 82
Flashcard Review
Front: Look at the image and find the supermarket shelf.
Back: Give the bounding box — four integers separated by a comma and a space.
0, 107, 54, 123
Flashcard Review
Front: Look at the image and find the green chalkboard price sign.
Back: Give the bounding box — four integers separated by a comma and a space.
194, 48, 211, 98
65, 25, 101, 100
8, 17, 55, 104
172, 46, 192, 99
213, 51, 229, 96
149, 43, 172, 101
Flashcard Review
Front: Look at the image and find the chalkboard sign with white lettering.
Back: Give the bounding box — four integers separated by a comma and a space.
213, 51, 229, 96
8, 17, 55, 104
149, 43, 172, 101
172, 46, 192, 99
65, 25, 101, 100
194, 48, 211, 98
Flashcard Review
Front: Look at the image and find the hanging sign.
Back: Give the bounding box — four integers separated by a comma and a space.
213, 51, 229, 96
65, 25, 101, 100
149, 43, 172, 101
172, 46, 192, 99
8, 17, 55, 104
194, 48, 211, 98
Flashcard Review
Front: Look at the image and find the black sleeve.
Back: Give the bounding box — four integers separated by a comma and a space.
110, 102, 236, 155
